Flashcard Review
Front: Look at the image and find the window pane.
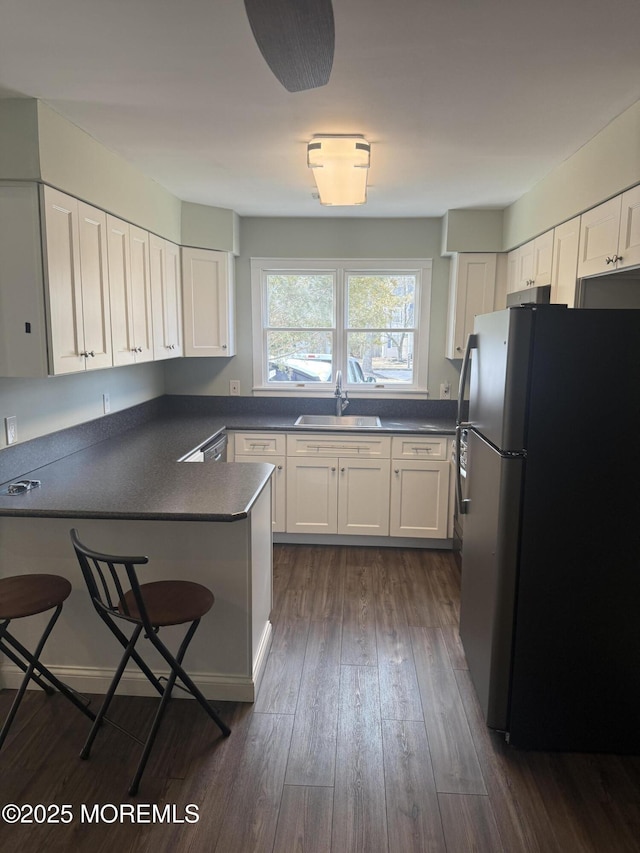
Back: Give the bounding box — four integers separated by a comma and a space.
266, 274, 334, 328
267, 331, 333, 382
347, 331, 415, 383
347, 274, 416, 329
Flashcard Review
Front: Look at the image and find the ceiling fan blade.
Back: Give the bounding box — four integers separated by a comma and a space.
244, 0, 335, 92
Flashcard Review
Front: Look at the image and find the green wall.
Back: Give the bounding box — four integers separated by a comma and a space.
163, 217, 459, 399
503, 99, 640, 249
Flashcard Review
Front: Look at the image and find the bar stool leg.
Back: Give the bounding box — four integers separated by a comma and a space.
0, 605, 63, 751
148, 626, 231, 737
80, 624, 143, 760
1, 631, 95, 720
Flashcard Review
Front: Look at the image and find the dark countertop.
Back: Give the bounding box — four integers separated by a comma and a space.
0, 411, 455, 523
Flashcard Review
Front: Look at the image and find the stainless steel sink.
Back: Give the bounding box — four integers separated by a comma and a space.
294, 414, 382, 428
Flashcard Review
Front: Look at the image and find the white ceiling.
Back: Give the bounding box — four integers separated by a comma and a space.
1, 0, 639, 218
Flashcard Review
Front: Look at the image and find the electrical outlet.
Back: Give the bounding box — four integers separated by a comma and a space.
229, 380, 240, 396
440, 382, 451, 400
5, 416, 17, 445
103, 393, 111, 414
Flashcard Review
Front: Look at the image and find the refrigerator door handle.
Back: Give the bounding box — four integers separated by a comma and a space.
455, 423, 471, 515
457, 333, 478, 427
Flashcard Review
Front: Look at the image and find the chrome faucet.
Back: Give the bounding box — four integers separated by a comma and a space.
335, 369, 349, 416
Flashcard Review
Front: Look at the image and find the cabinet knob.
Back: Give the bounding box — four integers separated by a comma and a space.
89, 351, 95, 357
331, 467, 336, 472
456, 346, 462, 352
614, 254, 623, 263
277, 465, 283, 470
605, 256, 614, 265
394, 468, 400, 474
137, 346, 143, 353
222, 344, 227, 350
341, 467, 345, 472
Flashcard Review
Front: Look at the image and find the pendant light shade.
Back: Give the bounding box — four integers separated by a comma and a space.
307, 135, 371, 206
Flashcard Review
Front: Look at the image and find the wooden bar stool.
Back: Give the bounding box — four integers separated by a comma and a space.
70, 529, 231, 796
0, 573, 95, 751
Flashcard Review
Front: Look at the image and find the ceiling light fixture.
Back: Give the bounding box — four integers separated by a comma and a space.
307, 135, 371, 206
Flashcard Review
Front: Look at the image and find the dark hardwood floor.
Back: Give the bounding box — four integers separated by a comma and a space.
1, 544, 639, 852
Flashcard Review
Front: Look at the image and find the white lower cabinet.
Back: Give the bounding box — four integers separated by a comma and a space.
231, 430, 451, 541
389, 459, 450, 538
389, 436, 450, 539
231, 432, 286, 532
235, 455, 285, 532
285, 456, 390, 535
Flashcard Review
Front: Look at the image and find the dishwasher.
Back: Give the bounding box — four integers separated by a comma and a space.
180, 432, 228, 463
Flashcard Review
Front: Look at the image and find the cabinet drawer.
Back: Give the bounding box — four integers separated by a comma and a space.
287, 433, 391, 458
391, 435, 448, 460
233, 432, 286, 456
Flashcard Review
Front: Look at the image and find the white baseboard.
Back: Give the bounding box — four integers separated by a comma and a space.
274, 533, 453, 549
0, 663, 259, 704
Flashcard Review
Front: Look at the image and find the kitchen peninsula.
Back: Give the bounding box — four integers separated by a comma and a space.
0, 411, 275, 702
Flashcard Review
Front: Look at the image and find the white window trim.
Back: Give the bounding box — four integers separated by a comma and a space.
251, 258, 432, 398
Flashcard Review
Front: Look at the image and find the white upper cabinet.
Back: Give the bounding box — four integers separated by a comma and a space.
577, 187, 640, 277
507, 230, 554, 293
182, 247, 236, 357
150, 234, 183, 359
550, 216, 580, 306
618, 185, 640, 269
446, 253, 499, 358
107, 216, 153, 366
43, 187, 112, 374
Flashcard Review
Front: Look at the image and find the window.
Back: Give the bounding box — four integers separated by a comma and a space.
251, 258, 432, 395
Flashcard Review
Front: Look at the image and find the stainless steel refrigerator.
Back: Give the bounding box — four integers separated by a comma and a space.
456, 304, 640, 753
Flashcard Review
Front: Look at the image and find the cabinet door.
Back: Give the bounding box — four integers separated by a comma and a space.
165, 240, 183, 356
618, 185, 640, 269
338, 458, 390, 536
550, 217, 580, 306
577, 196, 622, 277
182, 247, 235, 357
286, 457, 338, 534
235, 455, 286, 532
532, 230, 554, 286
517, 240, 535, 288
42, 186, 85, 374
150, 235, 182, 359
446, 253, 497, 358
107, 215, 135, 366
389, 459, 450, 538
77, 201, 112, 370
507, 249, 520, 293
129, 226, 153, 362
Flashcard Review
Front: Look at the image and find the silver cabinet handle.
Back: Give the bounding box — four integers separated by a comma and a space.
605, 256, 614, 264
89, 351, 95, 357
277, 465, 283, 470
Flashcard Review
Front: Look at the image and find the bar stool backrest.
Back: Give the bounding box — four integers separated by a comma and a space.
70, 529, 153, 632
